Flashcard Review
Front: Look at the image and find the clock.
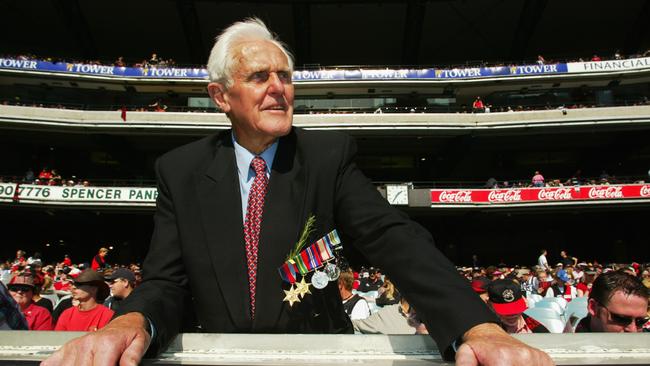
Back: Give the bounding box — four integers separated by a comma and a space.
386, 184, 409, 205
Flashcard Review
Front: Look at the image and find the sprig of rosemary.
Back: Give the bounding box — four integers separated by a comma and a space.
286, 215, 316, 261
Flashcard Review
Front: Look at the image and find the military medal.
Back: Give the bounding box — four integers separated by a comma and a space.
278, 216, 343, 301
324, 262, 340, 281
294, 277, 312, 298
311, 270, 329, 289
283, 284, 301, 306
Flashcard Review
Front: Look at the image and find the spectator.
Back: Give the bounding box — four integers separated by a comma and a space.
537, 270, 552, 296
353, 298, 421, 334
471, 277, 491, 304
536, 55, 546, 65
531, 171, 545, 187
560, 250, 578, 267
472, 96, 485, 113
114, 56, 125, 67
103, 268, 136, 312
338, 270, 371, 320
149, 53, 159, 66
358, 268, 383, 292
537, 249, 550, 272
376, 278, 400, 307
575, 271, 649, 332
577, 271, 597, 297
91, 248, 110, 271
545, 269, 576, 301
487, 279, 549, 334
55, 270, 113, 331
519, 269, 538, 297
0, 281, 28, 330
591, 54, 601, 61
7, 274, 53, 330
62, 254, 72, 267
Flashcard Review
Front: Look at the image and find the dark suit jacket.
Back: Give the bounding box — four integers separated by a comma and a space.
117, 128, 496, 360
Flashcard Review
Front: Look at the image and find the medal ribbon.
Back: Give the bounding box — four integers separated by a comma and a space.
278, 229, 340, 282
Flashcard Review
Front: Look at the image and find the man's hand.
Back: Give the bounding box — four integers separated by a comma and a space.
41, 312, 151, 366
455, 323, 554, 366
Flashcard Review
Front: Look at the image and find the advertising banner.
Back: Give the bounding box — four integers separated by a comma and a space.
0, 183, 157, 204
0, 57, 570, 81
0, 58, 209, 79
430, 184, 650, 205
566, 57, 650, 73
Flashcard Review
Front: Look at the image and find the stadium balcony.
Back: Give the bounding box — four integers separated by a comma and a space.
1, 332, 649, 365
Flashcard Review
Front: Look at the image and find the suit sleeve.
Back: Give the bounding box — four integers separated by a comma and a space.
333, 135, 497, 361
114, 157, 191, 356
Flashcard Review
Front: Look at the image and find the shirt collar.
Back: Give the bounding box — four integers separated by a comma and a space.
232, 132, 278, 180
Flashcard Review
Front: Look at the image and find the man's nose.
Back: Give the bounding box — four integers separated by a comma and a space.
267, 72, 285, 94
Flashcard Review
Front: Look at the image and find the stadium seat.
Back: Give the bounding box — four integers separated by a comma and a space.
533, 300, 565, 317
524, 308, 566, 333
543, 296, 568, 309
565, 297, 588, 320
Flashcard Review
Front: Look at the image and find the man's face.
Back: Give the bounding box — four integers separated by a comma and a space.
72, 283, 96, 302
209, 40, 294, 149
588, 291, 649, 332
499, 313, 522, 328
537, 272, 547, 282
8, 285, 33, 307
109, 278, 129, 299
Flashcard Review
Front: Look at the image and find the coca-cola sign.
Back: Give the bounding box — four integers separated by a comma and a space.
640, 185, 650, 197
588, 186, 623, 199
537, 188, 573, 201
487, 189, 522, 203
438, 190, 473, 203
430, 184, 650, 205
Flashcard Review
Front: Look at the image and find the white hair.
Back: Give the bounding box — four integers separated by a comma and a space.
206, 17, 294, 87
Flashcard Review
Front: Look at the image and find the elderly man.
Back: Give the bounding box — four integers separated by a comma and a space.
575, 270, 649, 332
44, 18, 552, 366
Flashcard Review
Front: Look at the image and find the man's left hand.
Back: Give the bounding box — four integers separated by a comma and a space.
455, 323, 554, 366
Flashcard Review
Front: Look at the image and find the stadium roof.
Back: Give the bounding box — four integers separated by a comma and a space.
2, 0, 649, 68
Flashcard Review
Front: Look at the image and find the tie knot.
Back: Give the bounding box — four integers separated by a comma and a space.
251, 156, 267, 175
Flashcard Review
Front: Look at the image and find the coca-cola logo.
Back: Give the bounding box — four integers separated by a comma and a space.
588, 186, 623, 199
537, 188, 573, 201
488, 189, 522, 203
438, 190, 473, 203
640, 185, 650, 197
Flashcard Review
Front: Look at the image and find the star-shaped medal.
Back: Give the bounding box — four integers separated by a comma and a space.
283, 285, 301, 307
294, 277, 312, 298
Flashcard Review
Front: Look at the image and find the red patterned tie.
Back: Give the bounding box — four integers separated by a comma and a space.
244, 156, 268, 319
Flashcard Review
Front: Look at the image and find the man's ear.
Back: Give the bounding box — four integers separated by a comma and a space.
587, 298, 598, 317
207, 82, 230, 113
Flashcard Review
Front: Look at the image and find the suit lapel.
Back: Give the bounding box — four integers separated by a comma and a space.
253, 130, 306, 330
196, 131, 252, 330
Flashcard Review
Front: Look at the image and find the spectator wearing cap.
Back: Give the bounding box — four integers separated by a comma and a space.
104, 268, 137, 312
545, 269, 576, 301
575, 270, 649, 333
358, 267, 383, 292
91, 247, 110, 271
7, 274, 53, 330
471, 277, 490, 304
488, 279, 549, 334
0, 281, 28, 330
55, 270, 114, 331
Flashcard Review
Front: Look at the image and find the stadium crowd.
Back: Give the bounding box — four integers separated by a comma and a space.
2, 247, 648, 335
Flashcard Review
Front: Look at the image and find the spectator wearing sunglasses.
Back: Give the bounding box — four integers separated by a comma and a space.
575, 270, 649, 332
7, 274, 52, 330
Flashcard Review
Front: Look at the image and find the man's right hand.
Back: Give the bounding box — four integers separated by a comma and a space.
41, 312, 151, 366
